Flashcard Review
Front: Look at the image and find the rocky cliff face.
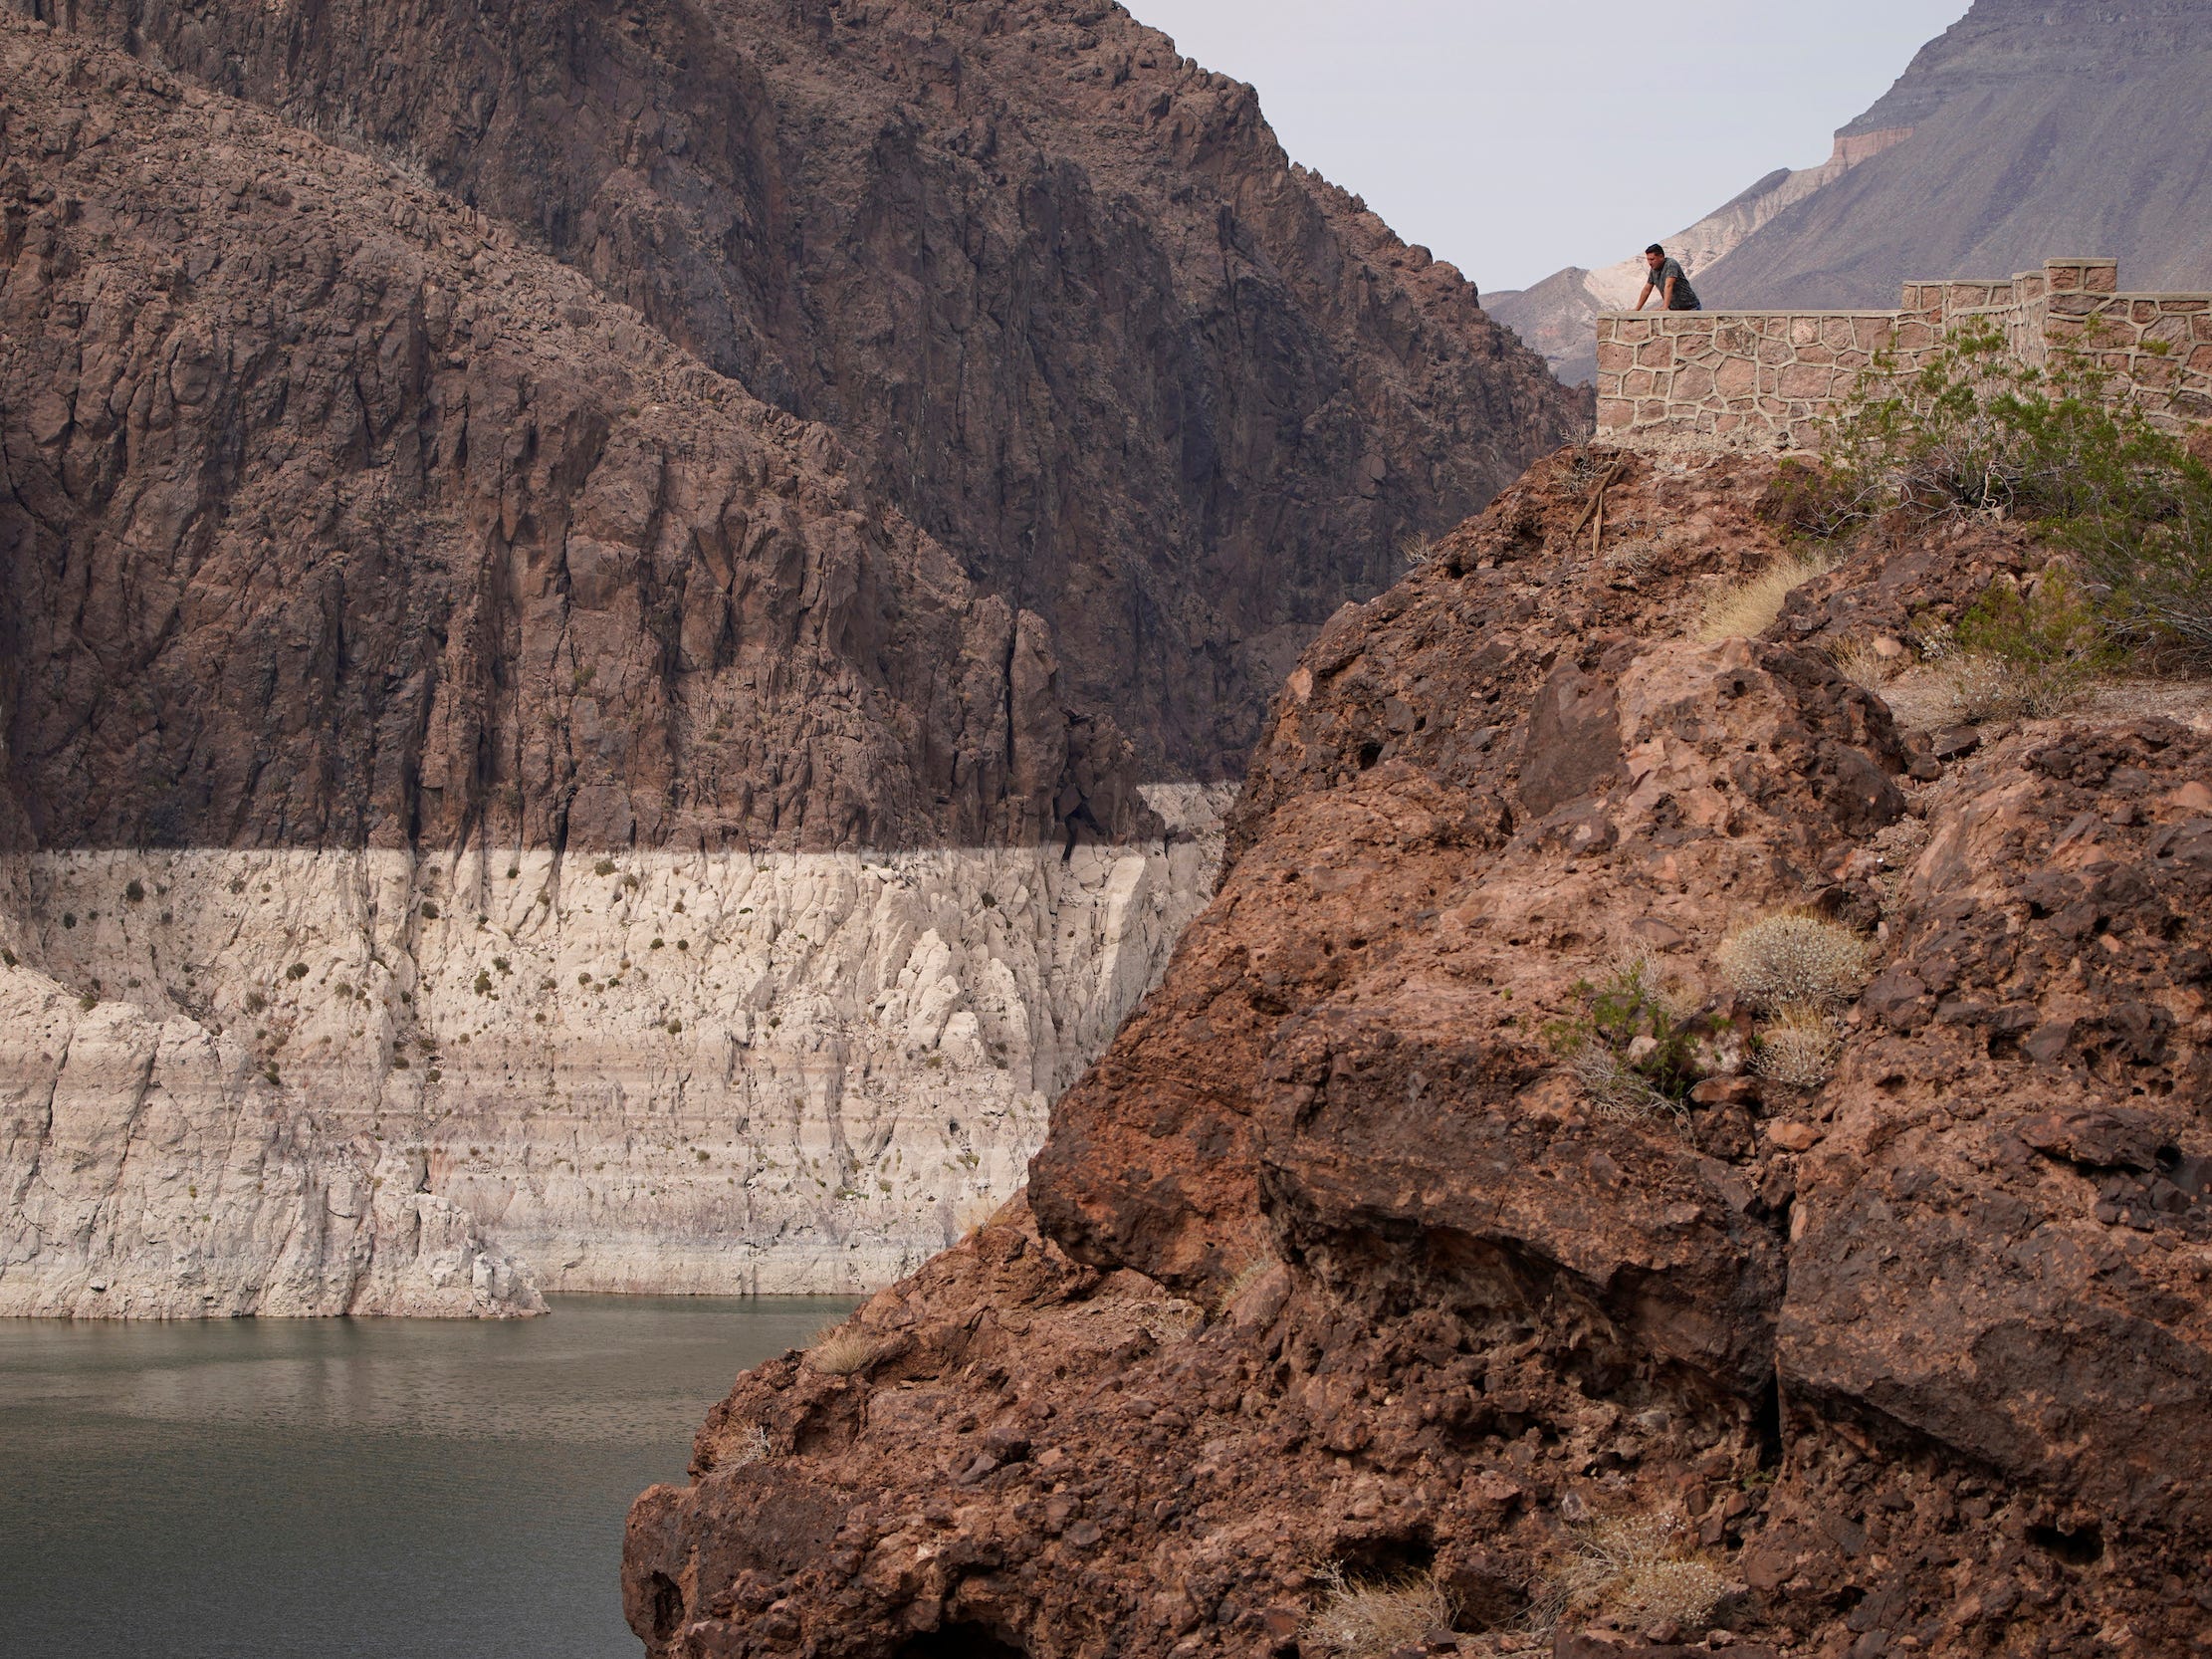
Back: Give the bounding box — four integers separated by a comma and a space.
13, 0, 1586, 779
0, 15, 1198, 1314
625, 448, 2212, 1655
1699, 0, 2212, 307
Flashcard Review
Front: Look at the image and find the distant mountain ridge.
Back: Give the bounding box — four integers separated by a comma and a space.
1487, 128, 1908, 384
1495, 0, 2212, 381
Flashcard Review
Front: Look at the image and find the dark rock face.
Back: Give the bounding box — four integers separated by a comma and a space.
626, 450, 2212, 1656
1702, 0, 2212, 306
12, 0, 1587, 779
0, 18, 1147, 852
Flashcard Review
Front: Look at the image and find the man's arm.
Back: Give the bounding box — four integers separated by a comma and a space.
1634, 281, 1656, 311
1662, 274, 1677, 310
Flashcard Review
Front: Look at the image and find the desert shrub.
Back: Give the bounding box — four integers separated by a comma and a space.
1535, 1515, 1728, 1635
1216, 1255, 1277, 1314
1142, 1299, 1207, 1344
1825, 326, 2212, 665
1718, 912, 1870, 1011
1754, 1005, 1843, 1088
1545, 953, 1705, 1118
1302, 1565, 1455, 1657
123, 879, 145, 904
1696, 550, 1838, 643
1940, 569, 2115, 719
727, 1424, 772, 1468
1757, 455, 1880, 541
1399, 531, 1438, 566
803, 1326, 880, 1377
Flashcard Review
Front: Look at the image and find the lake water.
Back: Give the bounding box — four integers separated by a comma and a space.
0, 1296, 858, 1659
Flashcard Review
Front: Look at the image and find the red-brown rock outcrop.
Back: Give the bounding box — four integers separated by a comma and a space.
14, 0, 1588, 778
626, 450, 2212, 1656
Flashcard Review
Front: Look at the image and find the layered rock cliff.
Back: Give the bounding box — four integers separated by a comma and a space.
14, 0, 1587, 778
625, 448, 2212, 1655
0, 15, 1199, 1313
1495, 0, 2212, 376
1698, 0, 2212, 307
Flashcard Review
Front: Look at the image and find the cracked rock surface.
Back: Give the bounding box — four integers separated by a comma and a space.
625, 449, 2212, 1656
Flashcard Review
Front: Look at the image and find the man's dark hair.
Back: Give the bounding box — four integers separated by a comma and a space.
1647, 243, 1666, 258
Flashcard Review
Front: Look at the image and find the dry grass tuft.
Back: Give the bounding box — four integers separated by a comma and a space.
1399, 532, 1439, 566
1571, 1045, 1677, 1122
1697, 550, 1838, 643
1301, 1564, 1455, 1656
1718, 911, 1871, 1011
1608, 1555, 1733, 1630
727, 1423, 773, 1467
1536, 1515, 1730, 1634
1216, 1256, 1277, 1314
1940, 651, 2082, 722
1828, 635, 1904, 694
1754, 1005, 1843, 1088
803, 1325, 881, 1377
1142, 1299, 1208, 1344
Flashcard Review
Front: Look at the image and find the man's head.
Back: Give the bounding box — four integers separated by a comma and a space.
1646, 244, 1666, 270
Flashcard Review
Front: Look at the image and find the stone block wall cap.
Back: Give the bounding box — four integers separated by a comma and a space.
2048, 256, 2120, 267
1594, 309, 1899, 320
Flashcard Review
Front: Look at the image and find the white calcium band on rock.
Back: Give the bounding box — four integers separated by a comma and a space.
0, 789, 1228, 1316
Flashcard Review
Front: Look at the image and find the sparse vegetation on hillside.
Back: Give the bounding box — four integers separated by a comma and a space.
1813, 327, 2212, 671
1534, 1514, 1730, 1635
804, 1325, 880, 1377
1545, 953, 1705, 1119
1718, 913, 1870, 1012
1754, 1005, 1844, 1089
1301, 1564, 1455, 1657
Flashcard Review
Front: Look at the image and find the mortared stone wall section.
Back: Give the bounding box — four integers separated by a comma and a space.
1596, 258, 2212, 450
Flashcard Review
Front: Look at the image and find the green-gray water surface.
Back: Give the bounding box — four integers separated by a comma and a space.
0, 1296, 859, 1659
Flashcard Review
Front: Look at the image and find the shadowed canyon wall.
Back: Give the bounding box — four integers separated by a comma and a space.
0, 18, 1220, 1312
14, 0, 1587, 779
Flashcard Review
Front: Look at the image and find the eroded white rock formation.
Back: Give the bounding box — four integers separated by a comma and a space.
0, 791, 1226, 1311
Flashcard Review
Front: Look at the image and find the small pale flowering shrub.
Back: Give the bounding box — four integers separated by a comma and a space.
1718, 911, 1871, 1011
1755, 1005, 1844, 1088
1302, 1565, 1454, 1657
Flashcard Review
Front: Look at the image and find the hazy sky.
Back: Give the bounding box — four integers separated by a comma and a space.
1123, 0, 1975, 293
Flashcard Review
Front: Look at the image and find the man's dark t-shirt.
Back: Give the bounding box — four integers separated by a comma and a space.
1650, 258, 1701, 311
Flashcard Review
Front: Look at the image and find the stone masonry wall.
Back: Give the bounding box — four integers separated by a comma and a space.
1596, 258, 2212, 450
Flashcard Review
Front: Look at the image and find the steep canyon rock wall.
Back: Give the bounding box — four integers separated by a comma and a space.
13, 0, 1587, 778
0, 17, 1204, 1313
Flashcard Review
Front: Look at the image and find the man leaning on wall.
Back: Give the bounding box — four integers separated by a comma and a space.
1635, 244, 1702, 312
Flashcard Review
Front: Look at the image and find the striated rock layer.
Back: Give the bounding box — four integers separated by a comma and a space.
3, 802, 1221, 1304
0, 17, 1200, 1314
625, 449, 2212, 1655
15, 0, 1588, 779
